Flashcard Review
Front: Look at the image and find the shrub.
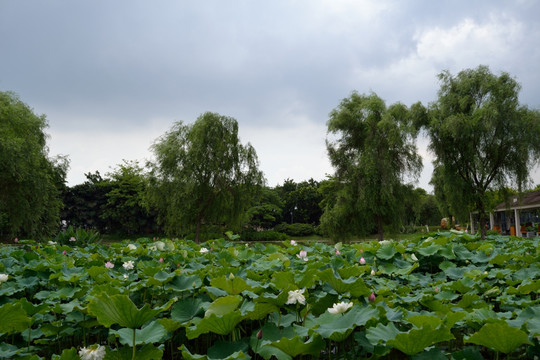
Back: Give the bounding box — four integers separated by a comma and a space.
240, 229, 288, 242
274, 223, 315, 237
52, 225, 100, 246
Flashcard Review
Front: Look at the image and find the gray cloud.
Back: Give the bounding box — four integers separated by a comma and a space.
1, 0, 539, 188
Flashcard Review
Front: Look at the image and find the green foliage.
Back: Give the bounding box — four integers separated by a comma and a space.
274, 222, 315, 236
275, 178, 323, 225
0, 232, 538, 358
323, 92, 422, 241
240, 229, 288, 241
0, 91, 68, 239
52, 225, 100, 246
146, 112, 264, 242
421, 65, 540, 239
101, 160, 157, 235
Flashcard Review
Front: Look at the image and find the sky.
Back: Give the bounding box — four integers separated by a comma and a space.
1, 0, 540, 191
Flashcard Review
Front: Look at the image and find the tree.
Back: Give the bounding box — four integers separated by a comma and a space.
146, 112, 264, 242
323, 92, 422, 241
101, 161, 157, 235
275, 178, 323, 225
0, 91, 68, 239
245, 186, 283, 229
420, 66, 540, 239
61, 171, 111, 232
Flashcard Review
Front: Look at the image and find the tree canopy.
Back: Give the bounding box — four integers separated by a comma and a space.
146, 112, 264, 242
323, 92, 422, 241
419, 66, 540, 238
0, 91, 68, 239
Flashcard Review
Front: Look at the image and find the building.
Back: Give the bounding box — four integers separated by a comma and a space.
476, 190, 540, 236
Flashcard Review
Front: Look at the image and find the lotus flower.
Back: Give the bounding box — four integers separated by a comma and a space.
105, 262, 114, 269
328, 301, 353, 314
335, 248, 341, 255
78, 344, 106, 360
199, 247, 209, 254
286, 289, 306, 305
371, 269, 376, 275
369, 292, 376, 302
127, 244, 137, 251
122, 260, 134, 270
290, 240, 297, 246
69, 237, 76, 242
296, 250, 308, 261
0, 274, 8, 283
359, 257, 366, 265
411, 253, 418, 261
159, 257, 164, 263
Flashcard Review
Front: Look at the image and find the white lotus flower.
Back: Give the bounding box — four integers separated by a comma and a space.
78, 344, 106, 360
127, 244, 137, 251
328, 301, 353, 314
0, 274, 8, 283
155, 241, 166, 251
411, 253, 418, 261
199, 247, 209, 254
371, 269, 376, 276
122, 260, 134, 270
290, 240, 297, 246
286, 289, 306, 305
48, 241, 57, 245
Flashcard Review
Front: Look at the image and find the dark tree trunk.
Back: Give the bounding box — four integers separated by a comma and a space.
377, 216, 384, 241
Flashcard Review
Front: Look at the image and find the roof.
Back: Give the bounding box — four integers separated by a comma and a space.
494, 190, 540, 212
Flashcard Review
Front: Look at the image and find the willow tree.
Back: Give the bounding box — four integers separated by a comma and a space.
322, 92, 422, 241
421, 66, 540, 239
0, 91, 68, 239
146, 112, 264, 242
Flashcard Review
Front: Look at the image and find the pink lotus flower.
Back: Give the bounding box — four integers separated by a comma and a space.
63, 250, 67, 255
335, 248, 341, 255
369, 292, 376, 302
434, 286, 439, 293
105, 261, 114, 269
69, 237, 76, 242
359, 257, 366, 265
159, 257, 164, 263
14, 238, 18, 243
296, 250, 308, 261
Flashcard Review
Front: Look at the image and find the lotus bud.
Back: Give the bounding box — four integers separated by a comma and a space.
256, 329, 263, 339
359, 257, 366, 265
369, 292, 376, 302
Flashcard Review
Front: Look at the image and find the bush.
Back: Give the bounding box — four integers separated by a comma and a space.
274, 223, 315, 237
52, 226, 100, 246
240, 229, 288, 242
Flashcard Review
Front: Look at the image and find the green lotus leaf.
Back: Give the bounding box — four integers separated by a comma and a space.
311, 305, 378, 342
110, 320, 168, 346
465, 321, 531, 353
244, 302, 279, 320
376, 244, 396, 260
186, 311, 243, 338
180, 344, 250, 360
88, 293, 173, 329
0, 343, 20, 359
170, 297, 205, 324
406, 315, 442, 328
388, 325, 455, 355
0, 302, 31, 333
208, 341, 250, 359
210, 274, 251, 295
51, 347, 79, 360
417, 244, 441, 256
267, 334, 325, 357
205, 295, 242, 316
319, 269, 370, 297
105, 344, 162, 360
166, 274, 202, 292
365, 322, 400, 345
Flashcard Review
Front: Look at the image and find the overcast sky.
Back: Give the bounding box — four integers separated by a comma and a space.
1, 1, 540, 191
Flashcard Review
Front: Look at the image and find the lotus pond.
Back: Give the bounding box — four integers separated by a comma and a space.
0, 231, 539, 359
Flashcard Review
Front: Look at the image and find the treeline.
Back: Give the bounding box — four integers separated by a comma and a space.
2, 65, 539, 242
59, 171, 441, 241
